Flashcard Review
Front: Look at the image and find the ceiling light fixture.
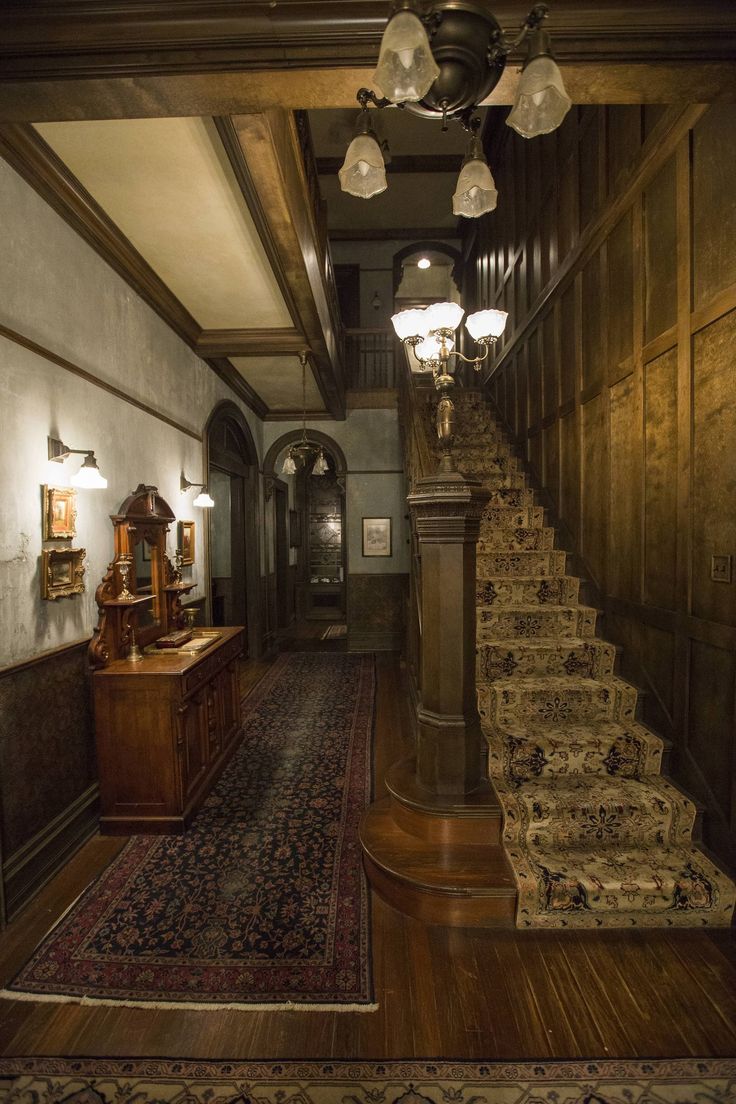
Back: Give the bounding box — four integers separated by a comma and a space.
180, 473, 215, 508
417, 257, 431, 269
280, 351, 328, 477
48, 436, 108, 489
341, 1, 570, 216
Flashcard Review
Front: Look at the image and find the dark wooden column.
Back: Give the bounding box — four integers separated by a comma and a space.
408, 469, 489, 795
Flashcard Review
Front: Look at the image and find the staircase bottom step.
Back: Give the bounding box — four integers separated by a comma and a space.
360, 798, 516, 927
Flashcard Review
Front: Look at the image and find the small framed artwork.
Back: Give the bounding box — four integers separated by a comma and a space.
42, 485, 77, 540
362, 516, 392, 557
178, 520, 195, 565
41, 547, 86, 600
289, 508, 301, 548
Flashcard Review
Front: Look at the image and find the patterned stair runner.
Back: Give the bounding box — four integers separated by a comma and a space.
439, 390, 736, 928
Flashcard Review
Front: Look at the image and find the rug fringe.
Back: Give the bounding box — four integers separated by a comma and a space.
0, 989, 378, 1013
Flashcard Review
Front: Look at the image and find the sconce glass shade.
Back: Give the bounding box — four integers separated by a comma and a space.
466, 308, 509, 341
193, 489, 215, 508
71, 453, 107, 489
391, 307, 431, 341
415, 334, 453, 362
426, 300, 465, 333
313, 448, 328, 476
507, 55, 572, 138
338, 133, 388, 198
372, 9, 440, 103
281, 451, 297, 476
452, 158, 498, 218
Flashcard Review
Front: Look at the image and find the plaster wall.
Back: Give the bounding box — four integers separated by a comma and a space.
0, 156, 264, 669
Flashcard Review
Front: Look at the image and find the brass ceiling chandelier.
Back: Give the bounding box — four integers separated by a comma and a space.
339, 0, 571, 218
281, 351, 329, 477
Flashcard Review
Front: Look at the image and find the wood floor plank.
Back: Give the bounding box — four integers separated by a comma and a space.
1, 649, 735, 1061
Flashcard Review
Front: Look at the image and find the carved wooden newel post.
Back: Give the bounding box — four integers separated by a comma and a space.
408, 467, 489, 794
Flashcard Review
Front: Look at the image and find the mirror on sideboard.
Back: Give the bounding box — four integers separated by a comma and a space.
89, 484, 194, 667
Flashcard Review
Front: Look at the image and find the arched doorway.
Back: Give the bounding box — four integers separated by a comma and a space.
263, 431, 348, 627
204, 402, 261, 658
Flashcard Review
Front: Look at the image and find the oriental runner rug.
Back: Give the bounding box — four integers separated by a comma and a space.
434, 390, 736, 929
1, 653, 376, 1010
0, 1056, 734, 1103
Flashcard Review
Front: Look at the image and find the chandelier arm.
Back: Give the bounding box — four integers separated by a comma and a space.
489, 1, 549, 61
357, 87, 395, 111
448, 345, 491, 367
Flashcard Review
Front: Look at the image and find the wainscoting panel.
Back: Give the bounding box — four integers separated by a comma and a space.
473, 104, 736, 867
0, 640, 98, 921
347, 574, 407, 652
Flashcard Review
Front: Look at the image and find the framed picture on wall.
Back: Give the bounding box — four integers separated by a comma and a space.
42, 485, 77, 540
178, 520, 195, 565
362, 517, 392, 557
40, 547, 86, 600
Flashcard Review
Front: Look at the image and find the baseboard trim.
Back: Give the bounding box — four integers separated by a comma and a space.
348, 631, 403, 652
3, 783, 99, 922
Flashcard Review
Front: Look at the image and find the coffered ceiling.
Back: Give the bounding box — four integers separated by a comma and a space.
0, 1, 734, 421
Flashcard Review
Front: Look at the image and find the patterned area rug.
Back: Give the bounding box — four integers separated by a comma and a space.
434, 391, 736, 928
1, 653, 375, 1009
0, 1056, 734, 1103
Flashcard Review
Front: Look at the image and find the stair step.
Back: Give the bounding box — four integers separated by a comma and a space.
481, 505, 545, 528
476, 575, 580, 607
477, 638, 615, 682
510, 841, 736, 928
486, 717, 664, 783
477, 604, 598, 641
485, 487, 536, 509
360, 798, 516, 928
507, 774, 698, 850
478, 527, 555, 551
478, 676, 639, 727
477, 549, 567, 577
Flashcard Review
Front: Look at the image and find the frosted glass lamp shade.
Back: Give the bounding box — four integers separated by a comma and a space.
372, 9, 440, 103
507, 56, 572, 138
313, 448, 328, 476
281, 452, 297, 476
193, 490, 215, 508
466, 308, 508, 341
391, 307, 430, 341
415, 334, 453, 363
452, 159, 498, 218
426, 301, 464, 333
338, 134, 387, 199
71, 453, 107, 489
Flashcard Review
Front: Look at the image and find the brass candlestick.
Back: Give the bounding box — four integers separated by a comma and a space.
117, 557, 135, 601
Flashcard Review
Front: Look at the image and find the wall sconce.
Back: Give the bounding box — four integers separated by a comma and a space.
371, 291, 382, 310
48, 436, 107, 489
180, 473, 214, 508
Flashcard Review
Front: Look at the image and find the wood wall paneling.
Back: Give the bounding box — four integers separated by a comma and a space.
643, 157, 678, 344
688, 640, 735, 852
692, 106, 736, 313
607, 211, 635, 372
609, 373, 641, 602
643, 348, 678, 610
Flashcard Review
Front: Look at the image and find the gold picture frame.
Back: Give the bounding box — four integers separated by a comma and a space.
42, 484, 77, 540
41, 547, 86, 600
178, 520, 195, 565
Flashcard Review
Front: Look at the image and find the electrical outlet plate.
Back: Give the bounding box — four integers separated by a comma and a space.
711, 554, 732, 584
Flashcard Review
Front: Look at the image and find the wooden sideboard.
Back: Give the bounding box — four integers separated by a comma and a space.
93, 626, 244, 834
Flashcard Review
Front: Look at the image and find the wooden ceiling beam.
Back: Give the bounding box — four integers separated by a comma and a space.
223, 111, 347, 419
196, 328, 307, 357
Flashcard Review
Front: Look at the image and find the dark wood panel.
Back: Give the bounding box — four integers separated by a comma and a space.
609, 374, 641, 602
688, 640, 735, 847
644, 348, 678, 610
692, 105, 736, 311
581, 251, 603, 391
644, 156, 678, 343
560, 284, 577, 404
581, 392, 607, 588
607, 210, 634, 371
559, 410, 580, 540
606, 106, 643, 194
541, 309, 559, 418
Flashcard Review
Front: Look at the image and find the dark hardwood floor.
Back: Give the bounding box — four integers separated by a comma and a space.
0, 651, 735, 1059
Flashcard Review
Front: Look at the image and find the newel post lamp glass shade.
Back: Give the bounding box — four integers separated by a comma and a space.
507, 29, 571, 138
391, 307, 431, 341
71, 453, 107, 489
453, 136, 498, 219
426, 301, 465, 332
372, 8, 440, 103
339, 119, 387, 199
466, 308, 509, 342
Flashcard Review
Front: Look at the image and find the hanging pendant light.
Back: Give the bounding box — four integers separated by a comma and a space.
453, 134, 498, 219
313, 448, 329, 476
507, 25, 571, 138
372, 5, 440, 104
280, 351, 327, 477
339, 110, 388, 199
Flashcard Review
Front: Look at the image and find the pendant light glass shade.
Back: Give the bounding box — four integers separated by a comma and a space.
507, 55, 571, 138
372, 9, 440, 103
313, 448, 328, 476
452, 157, 498, 218
339, 132, 387, 198
281, 451, 297, 476
391, 306, 431, 341
70, 453, 107, 489
466, 308, 508, 341
192, 489, 215, 508
426, 301, 464, 333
